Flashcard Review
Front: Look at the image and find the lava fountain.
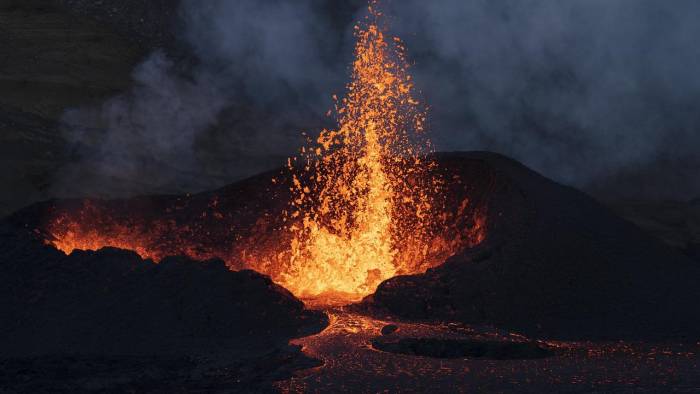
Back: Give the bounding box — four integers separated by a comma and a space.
280, 5, 445, 301
42, 2, 485, 305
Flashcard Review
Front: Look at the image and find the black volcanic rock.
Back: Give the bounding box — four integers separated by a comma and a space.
371, 337, 552, 360
380, 324, 399, 336
369, 152, 700, 340
0, 228, 326, 358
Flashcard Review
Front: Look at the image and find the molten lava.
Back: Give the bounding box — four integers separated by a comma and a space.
43, 1, 486, 305
280, 6, 448, 301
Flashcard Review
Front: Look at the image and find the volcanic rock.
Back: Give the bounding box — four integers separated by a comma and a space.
368, 152, 700, 340
0, 227, 327, 358
371, 337, 552, 360
380, 324, 399, 336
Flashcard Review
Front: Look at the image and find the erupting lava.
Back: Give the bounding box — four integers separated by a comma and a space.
43, 1, 486, 305
280, 5, 443, 300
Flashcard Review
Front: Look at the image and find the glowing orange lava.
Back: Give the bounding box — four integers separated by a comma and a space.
43, 1, 486, 306
279, 4, 444, 301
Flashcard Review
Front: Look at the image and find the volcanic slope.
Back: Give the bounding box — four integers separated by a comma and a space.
4, 151, 699, 341
368, 151, 700, 340
0, 226, 326, 358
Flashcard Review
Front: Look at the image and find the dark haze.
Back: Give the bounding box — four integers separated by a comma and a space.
56, 0, 700, 200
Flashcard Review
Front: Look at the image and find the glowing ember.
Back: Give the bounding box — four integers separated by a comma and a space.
43, 1, 486, 305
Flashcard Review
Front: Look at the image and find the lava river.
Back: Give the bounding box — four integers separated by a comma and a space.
272, 309, 699, 393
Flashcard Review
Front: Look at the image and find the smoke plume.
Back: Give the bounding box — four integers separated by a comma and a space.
56, 0, 700, 200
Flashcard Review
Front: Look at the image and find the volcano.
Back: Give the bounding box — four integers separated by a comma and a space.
3, 150, 699, 342
2, 151, 700, 391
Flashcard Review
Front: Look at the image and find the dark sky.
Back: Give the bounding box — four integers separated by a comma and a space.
59, 0, 700, 200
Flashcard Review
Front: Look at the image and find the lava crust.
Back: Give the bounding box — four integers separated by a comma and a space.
367, 151, 700, 340
0, 226, 327, 358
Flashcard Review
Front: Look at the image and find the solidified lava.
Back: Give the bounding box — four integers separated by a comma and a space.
371, 337, 552, 360
0, 225, 327, 357
367, 151, 700, 340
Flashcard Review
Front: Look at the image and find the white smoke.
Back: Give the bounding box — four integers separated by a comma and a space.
55, 0, 700, 200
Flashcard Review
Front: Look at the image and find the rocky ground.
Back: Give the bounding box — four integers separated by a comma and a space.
0, 349, 319, 393
0, 220, 327, 392
367, 152, 700, 340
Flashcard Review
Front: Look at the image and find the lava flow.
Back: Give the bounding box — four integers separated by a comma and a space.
43, 2, 485, 305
